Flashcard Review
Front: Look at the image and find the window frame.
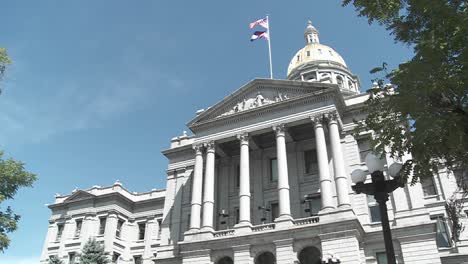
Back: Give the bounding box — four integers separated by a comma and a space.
430, 215, 452, 248
376, 252, 387, 264
56, 223, 64, 241
269, 158, 278, 182
98, 217, 106, 235
421, 176, 438, 197
303, 149, 318, 175
367, 195, 381, 223
116, 219, 124, 238
74, 219, 83, 238
270, 201, 279, 222
137, 222, 146, 240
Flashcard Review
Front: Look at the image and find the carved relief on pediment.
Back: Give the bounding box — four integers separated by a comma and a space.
218, 92, 289, 117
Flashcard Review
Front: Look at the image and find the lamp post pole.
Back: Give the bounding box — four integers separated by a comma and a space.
352, 170, 403, 264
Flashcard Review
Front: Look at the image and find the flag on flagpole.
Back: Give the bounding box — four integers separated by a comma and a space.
250, 31, 269, 41
249, 17, 269, 29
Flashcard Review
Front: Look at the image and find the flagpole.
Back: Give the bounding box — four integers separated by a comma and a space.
266, 15, 273, 79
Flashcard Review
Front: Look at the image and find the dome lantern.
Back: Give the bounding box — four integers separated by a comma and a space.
304, 20, 319, 44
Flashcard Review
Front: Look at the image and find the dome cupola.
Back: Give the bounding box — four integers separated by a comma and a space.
287, 21, 360, 95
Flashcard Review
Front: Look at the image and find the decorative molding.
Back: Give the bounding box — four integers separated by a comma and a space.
219, 92, 289, 117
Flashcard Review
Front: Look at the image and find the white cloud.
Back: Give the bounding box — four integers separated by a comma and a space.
0, 255, 40, 264
0, 69, 185, 146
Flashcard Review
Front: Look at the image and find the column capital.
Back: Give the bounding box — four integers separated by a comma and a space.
310, 115, 325, 127
324, 112, 339, 124
193, 144, 204, 155
204, 141, 215, 153
237, 132, 249, 145
273, 123, 287, 137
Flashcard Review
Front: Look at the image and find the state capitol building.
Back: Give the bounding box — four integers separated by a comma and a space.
40, 22, 468, 264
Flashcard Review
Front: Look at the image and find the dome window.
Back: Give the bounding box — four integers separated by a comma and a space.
329, 50, 333, 56
318, 49, 322, 55
306, 51, 310, 57
336, 76, 344, 88
297, 55, 300, 62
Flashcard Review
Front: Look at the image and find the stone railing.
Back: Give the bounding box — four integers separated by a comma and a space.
252, 223, 276, 232
293, 216, 320, 226
213, 229, 235, 238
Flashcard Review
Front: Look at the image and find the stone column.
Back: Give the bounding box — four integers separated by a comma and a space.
202, 141, 216, 231
327, 113, 351, 208
189, 144, 204, 231
237, 133, 251, 227
273, 124, 292, 221
312, 116, 334, 210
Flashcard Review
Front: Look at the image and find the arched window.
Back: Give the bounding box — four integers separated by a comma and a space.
298, 246, 321, 264
255, 252, 276, 264
217, 256, 234, 264
348, 81, 354, 90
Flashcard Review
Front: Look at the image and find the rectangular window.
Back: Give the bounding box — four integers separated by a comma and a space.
116, 220, 124, 238
270, 158, 278, 182
236, 165, 240, 188
367, 195, 381, 223
56, 223, 64, 241
454, 169, 468, 189
99, 217, 106, 235
306, 50, 310, 56
270, 202, 279, 222
376, 252, 387, 264
431, 215, 451, 248
421, 176, 437, 197
305, 195, 321, 216
234, 207, 240, 224
74, 219, 82, 237
112, 252, 120, 264
138, 222, 146, 240
133, 256, 142, 264
157, 219, 162, 239
357, 138, 372, 163
69, 252, 76, 264
187, 213, 191, 230
304, 149, 318, 174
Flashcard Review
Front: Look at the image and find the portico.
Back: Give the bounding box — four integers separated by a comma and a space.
186, 111, 351, 239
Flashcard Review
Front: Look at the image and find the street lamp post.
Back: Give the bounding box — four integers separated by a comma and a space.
351, 153, 405, 264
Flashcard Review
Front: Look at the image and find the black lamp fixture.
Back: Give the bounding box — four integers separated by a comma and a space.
219, 209, 229, 225
351, 152, 405, 264
258, 205, 271, 223
322, 253, 340, 263
302, 194, 318, 216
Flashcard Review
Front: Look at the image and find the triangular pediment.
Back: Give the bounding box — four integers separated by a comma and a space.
188, 78, 337, 128
63, 190, 96, 203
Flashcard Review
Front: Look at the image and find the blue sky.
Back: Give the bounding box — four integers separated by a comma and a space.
0, 1, 412, 262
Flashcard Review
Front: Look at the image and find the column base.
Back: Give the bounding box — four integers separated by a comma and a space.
184, 228, 200, 241
274, 215, 293, 229
199, 226, 214, 239
318, 207, 355, 223
234, 222, 252, 235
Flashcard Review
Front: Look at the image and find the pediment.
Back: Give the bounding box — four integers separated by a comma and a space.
188, 79, 335, 128
63, 190, 96, 203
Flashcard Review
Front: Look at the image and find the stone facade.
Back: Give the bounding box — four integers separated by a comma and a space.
41, 22, 468, 264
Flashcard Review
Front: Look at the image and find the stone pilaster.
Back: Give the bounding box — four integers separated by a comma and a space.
274, 238, 294, 264
233, 245, 252, 264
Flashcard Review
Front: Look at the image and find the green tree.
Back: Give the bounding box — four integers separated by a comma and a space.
79, 238, 110, 264
0, 47, 11, 94
343, 1, 468, 187
0, 47, 37, 251
0, 151, 36, 251
48, 255, 65, 264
